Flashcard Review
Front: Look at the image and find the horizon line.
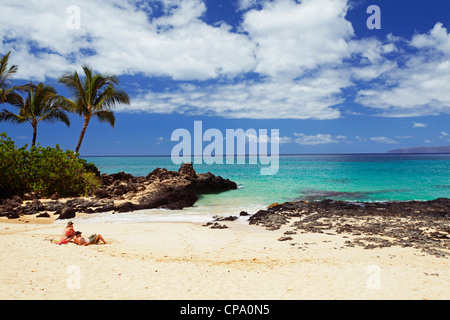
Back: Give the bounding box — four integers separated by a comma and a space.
81, 152, 450, 157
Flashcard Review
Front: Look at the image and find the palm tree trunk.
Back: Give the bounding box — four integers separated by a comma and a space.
75, 117, 90, 154
32, 124, 37, 147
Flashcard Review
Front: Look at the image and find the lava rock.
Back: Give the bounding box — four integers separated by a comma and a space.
37, 212, 50, 218
57, 207, 76, 220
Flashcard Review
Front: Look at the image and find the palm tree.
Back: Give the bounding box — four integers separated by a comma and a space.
0, 82, 70, 147
58, 66, 130, 153
0, 51, 20, 104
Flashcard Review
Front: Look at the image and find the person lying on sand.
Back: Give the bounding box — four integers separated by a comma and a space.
73, 231, 107, 246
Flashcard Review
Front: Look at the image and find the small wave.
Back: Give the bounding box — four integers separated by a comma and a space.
58, 210, 217, 225
56, 202, 265, 225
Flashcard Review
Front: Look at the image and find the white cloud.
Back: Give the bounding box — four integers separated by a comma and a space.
440, 131, 450, 141
125, 70, 347, 119
410, 22, 450, 53
246, 133, 291, 144
242, 0, 353, 79
350, 60, 397, 81
370, 137, 398, 144
347, 36, 399, 82
0, 0, 353, 121
413, 122, 426, 128
293, 133, 346, 145
2, 0, 450, 121
356, 23, 450, 117
0, 0, 256, 81
237, 0, 269, 11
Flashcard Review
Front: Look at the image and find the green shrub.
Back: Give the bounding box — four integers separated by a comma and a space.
0, 132, 100, 198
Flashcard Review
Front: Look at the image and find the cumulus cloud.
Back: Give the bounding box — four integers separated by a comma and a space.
0, 0, 355, 120
125, 69, 347, 119
356, 23, 450, 117
241, 0, 353, 79
0, 0, 256, 81
2, 0, 450, 121
1, 0, 354, 82
293, 133, 347, 145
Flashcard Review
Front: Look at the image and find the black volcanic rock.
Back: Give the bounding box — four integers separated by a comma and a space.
247, 198, 450, 257
248, 209, 289, 231
114, 202, 137, 213
145, 168, 179, 182
178, 162, 197, 179
195, 172, 237, 193
57, 207, 76, 220
137, 186, 198, 210
0, 163, 238, 219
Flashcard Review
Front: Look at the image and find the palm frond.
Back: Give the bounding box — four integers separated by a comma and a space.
94, 86, 130, 111
5, 90, 25, 108
14, 82, 36, 93
58, 70, 88, 113
53, 95, 78, 112
0, 51, 18, 90
0, 109, 26, 124
93, 110, 115, 127
40, 109, 71, 127
0, 87, 21, 104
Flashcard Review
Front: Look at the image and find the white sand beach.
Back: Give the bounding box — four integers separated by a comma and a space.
0, 215, 449, 300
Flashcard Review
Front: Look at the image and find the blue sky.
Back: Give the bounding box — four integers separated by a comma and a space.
1, 0, 450, 155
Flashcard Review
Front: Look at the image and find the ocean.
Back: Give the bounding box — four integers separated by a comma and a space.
70, 154, 450, 224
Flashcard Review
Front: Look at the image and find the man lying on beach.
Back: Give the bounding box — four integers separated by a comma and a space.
73, 231, 107, 246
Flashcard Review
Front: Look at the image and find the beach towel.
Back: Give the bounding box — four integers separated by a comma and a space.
52, 239, 69, 245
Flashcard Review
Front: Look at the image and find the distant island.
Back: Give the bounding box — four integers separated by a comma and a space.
388, 146, 450, 154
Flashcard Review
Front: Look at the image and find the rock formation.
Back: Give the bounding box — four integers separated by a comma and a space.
0, 163, 237, 220
248, 198, 450, 257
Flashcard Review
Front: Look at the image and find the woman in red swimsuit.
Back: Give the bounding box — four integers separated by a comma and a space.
59, 221, 76, 244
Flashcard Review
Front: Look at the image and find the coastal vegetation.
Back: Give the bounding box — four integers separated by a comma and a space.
0, 51, 129, 199
0, 132, 100, 199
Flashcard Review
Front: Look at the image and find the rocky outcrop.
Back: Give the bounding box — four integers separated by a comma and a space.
92, 162, 236, 211
0, 163, 237, 220
195, 172, 238, 194
248, 198, 450, 257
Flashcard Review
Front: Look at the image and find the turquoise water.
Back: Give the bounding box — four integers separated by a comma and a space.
74, 154, 450, 224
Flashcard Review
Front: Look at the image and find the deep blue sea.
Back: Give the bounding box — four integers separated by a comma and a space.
72, 154, 450, 224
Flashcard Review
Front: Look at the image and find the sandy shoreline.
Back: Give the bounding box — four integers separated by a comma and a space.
0, 216, 449, 300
